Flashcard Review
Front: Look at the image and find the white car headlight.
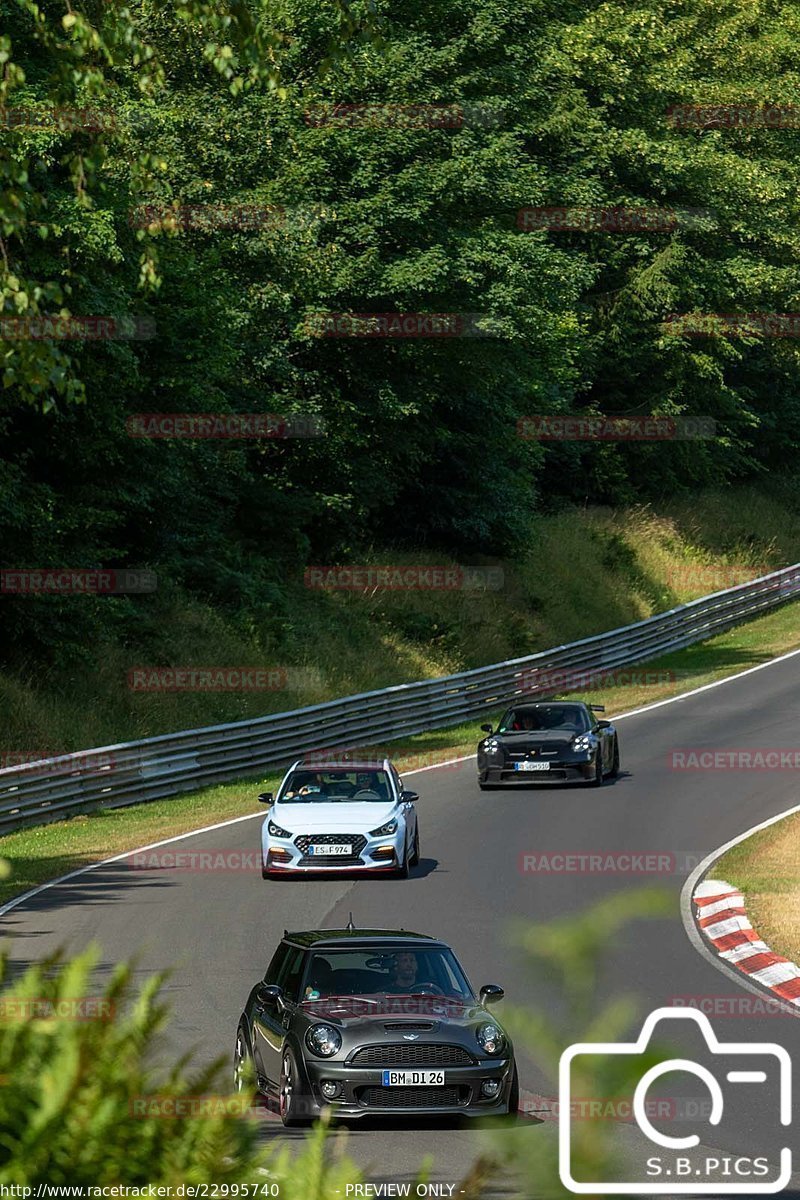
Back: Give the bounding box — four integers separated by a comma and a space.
369, 818, 398, 836
476, 1022, 505, 1055
268, 820, 292, 838
305, 1024, 342, 1057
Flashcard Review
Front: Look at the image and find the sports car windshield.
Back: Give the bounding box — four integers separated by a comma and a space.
498, 704, 590, 733
278, 769, 393, 803
301, 947, 474, 1002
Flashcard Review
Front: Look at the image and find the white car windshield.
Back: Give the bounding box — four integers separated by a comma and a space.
278, 768, 392, 803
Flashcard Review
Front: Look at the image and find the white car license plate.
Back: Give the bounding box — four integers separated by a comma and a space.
514, 761, 550, 771
308, 843, 352, 856
382, 1070, 445, 1086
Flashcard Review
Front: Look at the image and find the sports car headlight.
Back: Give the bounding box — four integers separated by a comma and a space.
483, 739, 502, 754
476, 1022, 505, 1055
369, 818, 398, 836
572, 735, 593, 752
267, 820, 292, 838
305, 1024, 342, 1057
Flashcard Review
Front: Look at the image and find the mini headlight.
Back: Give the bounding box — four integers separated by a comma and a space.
369, 818, 398, 836
268, 820, 292, 838
305, 1024, 342, 1057
476, 1022, 505, 1055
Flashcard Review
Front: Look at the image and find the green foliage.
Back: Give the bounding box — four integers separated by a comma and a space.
486, 889, 674, 1197
2, 0, 800, 668
0, 945, 367, 1189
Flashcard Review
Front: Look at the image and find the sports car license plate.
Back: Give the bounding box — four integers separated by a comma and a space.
382, 1070, 445, 1086
514, 761, 550, 771
308, 843, 352, 856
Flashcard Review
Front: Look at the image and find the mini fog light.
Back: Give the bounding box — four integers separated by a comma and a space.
481, 1079, 502, 1098
320, 1080, 340, 1100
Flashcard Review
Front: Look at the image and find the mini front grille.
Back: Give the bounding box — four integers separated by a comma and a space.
356, 1085, 468, 1109
350, 1043, 475, 1066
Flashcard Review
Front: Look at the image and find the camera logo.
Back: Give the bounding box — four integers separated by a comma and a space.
559, 1007, 792, 1194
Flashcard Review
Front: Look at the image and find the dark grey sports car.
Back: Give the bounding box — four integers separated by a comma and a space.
234, 925, 518, 1124
476, 700, 620, 788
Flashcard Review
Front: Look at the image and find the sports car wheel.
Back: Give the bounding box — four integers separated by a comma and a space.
396, 840, 411, 879
409, 825, 420, 866
610, 737, 620, 777
280, 1048, 309, 1127
590, 752, 603, 787
233, 1023, 259, 1102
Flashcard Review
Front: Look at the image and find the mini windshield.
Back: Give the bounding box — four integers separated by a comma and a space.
498, 704, 590, 733
278, 769, 392, 803
301, 947, 473, 1002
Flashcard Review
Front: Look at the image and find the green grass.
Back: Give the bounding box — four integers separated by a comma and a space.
714, 811, 800, 963
2, 485, 800, 756
3, 595, 800, 908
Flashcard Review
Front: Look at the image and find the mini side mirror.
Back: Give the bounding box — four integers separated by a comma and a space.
401, 789, 419, 803
480, 724, 494, 734
480, 984, 505, 1005
257, 983, 284, 1007
258, 792, 274, 805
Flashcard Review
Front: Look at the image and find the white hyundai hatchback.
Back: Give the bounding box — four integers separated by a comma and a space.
259, 759, 420, 879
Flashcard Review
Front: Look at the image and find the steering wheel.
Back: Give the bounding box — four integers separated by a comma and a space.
409, 982, 439, 995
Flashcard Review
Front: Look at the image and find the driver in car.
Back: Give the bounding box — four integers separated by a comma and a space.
387, 950, 434, 992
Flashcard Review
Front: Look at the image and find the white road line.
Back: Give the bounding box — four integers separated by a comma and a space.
3, 644, 800, 921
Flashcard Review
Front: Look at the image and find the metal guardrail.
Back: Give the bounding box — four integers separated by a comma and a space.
1, 565, 799, 833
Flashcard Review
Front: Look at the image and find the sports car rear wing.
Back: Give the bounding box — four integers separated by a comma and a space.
589, 704, 605, 712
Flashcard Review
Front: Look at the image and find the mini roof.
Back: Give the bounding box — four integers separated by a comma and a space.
283, 928, 443, 948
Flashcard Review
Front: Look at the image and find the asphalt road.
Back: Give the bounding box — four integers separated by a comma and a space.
3, 652, 800, 1194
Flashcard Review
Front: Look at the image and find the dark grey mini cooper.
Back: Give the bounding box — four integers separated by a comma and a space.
234, 925, 518, 1124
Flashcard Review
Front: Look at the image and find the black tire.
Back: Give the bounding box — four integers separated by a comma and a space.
610, 737, 620, 778
409, 824, 420, 866
507, 1064, 519, 1115
589, 751, 603, 787
233, 1023, 259, 1103
280, 1047, 310, 1127
396, 840, 411, 879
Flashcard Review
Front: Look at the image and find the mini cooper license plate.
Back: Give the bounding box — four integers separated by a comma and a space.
382, 1070, 445, 1086
514, 761, 550, 771
308, 843, 352, 856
